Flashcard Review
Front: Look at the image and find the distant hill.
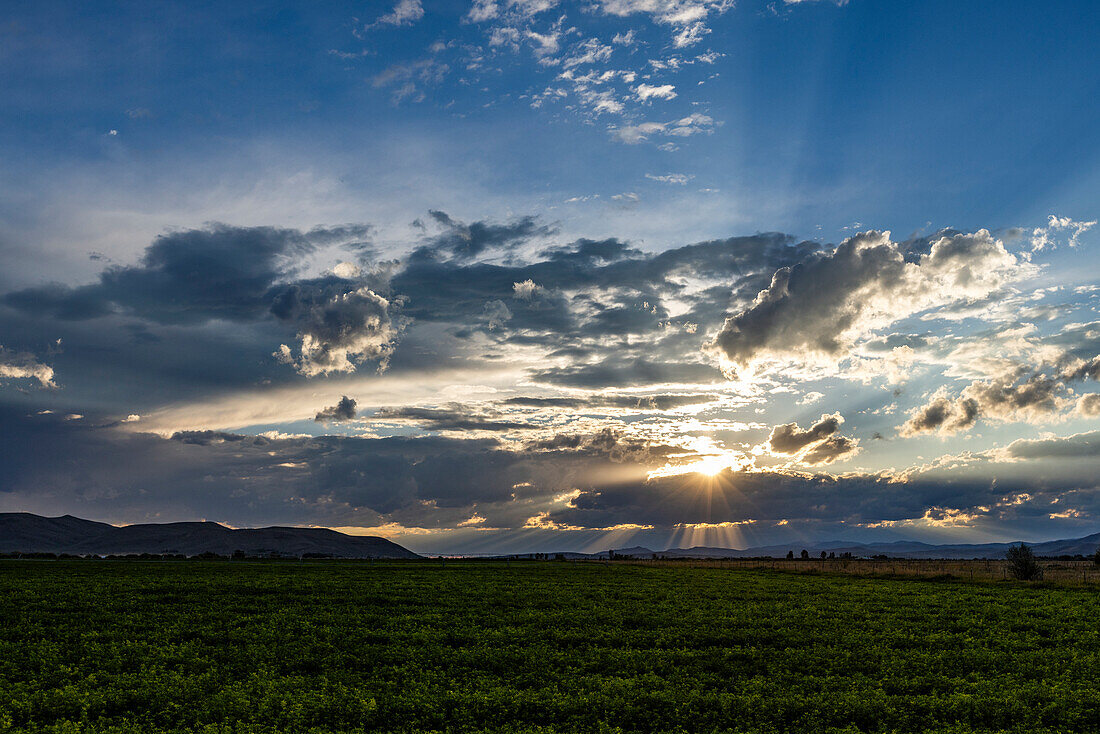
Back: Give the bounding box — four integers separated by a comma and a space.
503, 533, 1100, 561
0, 513, 420, 559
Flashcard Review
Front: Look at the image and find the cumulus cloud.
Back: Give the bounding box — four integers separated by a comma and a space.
901, 361, 1098, 436
899, 394, 979, 437
0, 347, 56, 388
635, 83, 677, 101
512, 279, 546, 300
1078, 393, 1100, 417
709, 230, 1027, 377
314, 396, 358, 422
272, 283, 400, 377
767, 413, 842, 453
765, 413, 859, 464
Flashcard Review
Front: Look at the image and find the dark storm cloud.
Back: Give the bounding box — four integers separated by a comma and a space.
372, 404, 538, 432
709, 230, 1021, 372
1, 218, 828, 405
532, 357, 721, 388
2, 224, 347, 324
864, 333, 931, 352
543, 465, 1100, 531
2, 408, 1097, 537
0, 408, 653, 529
501, 393, 722, 411
414, 211, 557, 261
314, 396, 358, 422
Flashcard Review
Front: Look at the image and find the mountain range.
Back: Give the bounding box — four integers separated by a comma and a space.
0, 513, 419, 558
4, 513, 1099, 560
502, 534, 1100, 560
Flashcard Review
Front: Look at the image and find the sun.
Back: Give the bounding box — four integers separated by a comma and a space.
691, 456, 729, 477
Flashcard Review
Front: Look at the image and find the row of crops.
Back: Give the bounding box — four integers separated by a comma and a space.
2, 561, 1098, 733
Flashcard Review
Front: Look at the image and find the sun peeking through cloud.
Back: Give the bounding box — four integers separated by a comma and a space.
648, 451, 748, 480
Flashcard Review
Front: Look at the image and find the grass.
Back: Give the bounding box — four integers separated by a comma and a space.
1, 560, 1099, 733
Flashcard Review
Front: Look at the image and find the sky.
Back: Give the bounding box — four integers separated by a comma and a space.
1, 0, 1099, 555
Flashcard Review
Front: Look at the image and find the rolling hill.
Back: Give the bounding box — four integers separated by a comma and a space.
0, 513, 419, 558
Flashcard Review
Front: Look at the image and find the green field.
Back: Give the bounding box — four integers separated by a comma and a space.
1, 561, 1098, 733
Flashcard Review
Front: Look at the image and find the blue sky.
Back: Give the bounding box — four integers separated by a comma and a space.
1, 0, 1098, 554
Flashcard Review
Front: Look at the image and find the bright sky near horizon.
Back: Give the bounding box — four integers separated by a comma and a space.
1, 0, 1099, 554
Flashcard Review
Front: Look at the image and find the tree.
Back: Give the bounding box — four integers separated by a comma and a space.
786, 550, 794, 560
820, 550, 827, 560
1006, 543, 1042, 580
800, 549, 809, 560
1093, 546, 1100, 567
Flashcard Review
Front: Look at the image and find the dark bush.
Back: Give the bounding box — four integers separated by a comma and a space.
1006, 544, 1042, 580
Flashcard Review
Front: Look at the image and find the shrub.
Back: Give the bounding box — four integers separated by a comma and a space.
1006, 544, 1042, 580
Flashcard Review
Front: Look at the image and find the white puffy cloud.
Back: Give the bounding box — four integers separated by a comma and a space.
1078, 393, 1100, 417
635, 83, 677, 101
512, 279, 546, 300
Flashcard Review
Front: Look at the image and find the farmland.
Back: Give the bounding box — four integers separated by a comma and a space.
2, 561, 1099, 733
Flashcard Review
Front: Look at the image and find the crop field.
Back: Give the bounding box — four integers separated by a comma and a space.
2, 561, 1099, 734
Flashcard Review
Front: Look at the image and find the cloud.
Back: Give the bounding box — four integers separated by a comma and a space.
709, 230, 1027, 377
767, 413, 843, 453
645, 173, 693, 184
597, 0, 734, 47
765, 412, 860, 464
611, 113, 715, 143
373, 404, 538, 432
1078, 393, 1100, 417
3, 224, 369, 324
416, 211, 556, 260
371, 57, 450, 104
900, 360, 1098, 436
1030, 214, 1096, 252
899, 394, 979, 437
635, 83, 677, 101
512, 279, 546, 300
998, 430, 1100, 460
0, 347, 55, 388
801, 434, 860, 465
314, 396, 358, 422
372, 0, 424, 27
271, 281, 399, 377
